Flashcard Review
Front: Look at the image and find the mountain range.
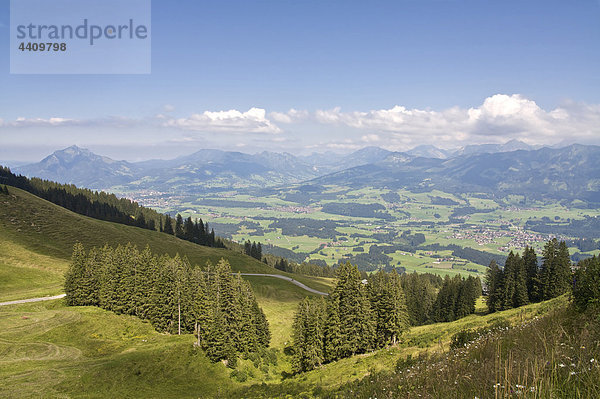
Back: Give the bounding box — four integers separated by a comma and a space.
11, 142, 600, 202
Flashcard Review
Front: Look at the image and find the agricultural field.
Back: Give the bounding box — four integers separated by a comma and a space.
124, 184, 600, 277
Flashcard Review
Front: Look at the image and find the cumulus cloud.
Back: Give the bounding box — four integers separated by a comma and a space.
2, 96, 599, 153
313, 94, 600, 147
269, 108, 309, 124
164, 107, 281, 133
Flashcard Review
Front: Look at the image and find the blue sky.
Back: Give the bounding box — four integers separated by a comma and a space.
1, 0, 599, 162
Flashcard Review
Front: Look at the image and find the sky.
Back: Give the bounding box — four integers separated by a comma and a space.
1, 0, 599, 162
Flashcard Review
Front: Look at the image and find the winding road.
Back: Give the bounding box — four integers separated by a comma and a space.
0, 273, 328, 307
239, 273, 329, 296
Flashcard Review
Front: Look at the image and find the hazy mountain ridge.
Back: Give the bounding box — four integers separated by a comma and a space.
313, 144, 600, 201
13, 143, 600, 201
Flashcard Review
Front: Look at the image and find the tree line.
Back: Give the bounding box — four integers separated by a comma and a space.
271, 256, 336, 278
163, 214, 224, 248
485, 239, 572, 313
399, 272, 481, 325
64, 243, 269, 367
244, 240, 262, 260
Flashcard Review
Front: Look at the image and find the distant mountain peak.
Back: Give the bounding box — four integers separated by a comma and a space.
17, 146, 137, 189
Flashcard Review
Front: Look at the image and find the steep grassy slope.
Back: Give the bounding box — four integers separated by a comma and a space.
0, 187, 331, 302
236, 296, 570, 397
327, 300, 600, 398
0, 188, 333, 397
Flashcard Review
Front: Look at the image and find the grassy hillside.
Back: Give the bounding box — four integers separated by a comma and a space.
236, 296, 571, 397
0, 187, 333, 397
0, 299, 240, 398
327, 300, 600, 398
0, 187, 331, 302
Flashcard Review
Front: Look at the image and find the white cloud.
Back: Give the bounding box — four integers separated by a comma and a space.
313, 94, 600, 147
164, 107, 281, 133
2, 96, 599, 154
269, 108, 309, 124
163, 104, 175, 112
0, 116, 144, 129
9, 117, 77, 127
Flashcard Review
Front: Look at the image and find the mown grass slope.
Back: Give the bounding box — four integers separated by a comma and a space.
0, 187, 331, 302
0, 299, 238, 398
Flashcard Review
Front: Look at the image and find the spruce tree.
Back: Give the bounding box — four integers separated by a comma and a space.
523, 246, 539, 302
64, 242, 87, 306
368, 271, 409, 347
502, 252, 517, 310
513, 253, 529, 307
553, 241, 572, 296
485, 260, 503, 313
323, 291, 343, 363
175, 214, 184, 238
539, 239, 557, 300
292, 297, 326, 373
184, 217, 194, 241
163, 215, 174, 235
334, 262, 375, 356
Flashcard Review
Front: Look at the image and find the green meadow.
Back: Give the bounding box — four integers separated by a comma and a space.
141, 185, 600, 278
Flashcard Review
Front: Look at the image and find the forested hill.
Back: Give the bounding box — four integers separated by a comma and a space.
0, 166, 225, 249
0, 186, 272, 274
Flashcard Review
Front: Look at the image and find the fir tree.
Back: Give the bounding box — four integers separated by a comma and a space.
64, 242, 87, 306
184, 217, 195, 241
323, 292, 343, 363
292, 297, 326, 373
163, 215, 174, 235
554, 240, 573, 296
523, 246, 539, 302
368, 271, 409, 346
485, 260, 503, 313
502, 252, 517, 310
175, 214, 184, 238
513, 253, 529, 307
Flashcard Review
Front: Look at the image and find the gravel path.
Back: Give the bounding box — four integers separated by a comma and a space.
0, 294, 66, 307
239, 273, 329, 295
